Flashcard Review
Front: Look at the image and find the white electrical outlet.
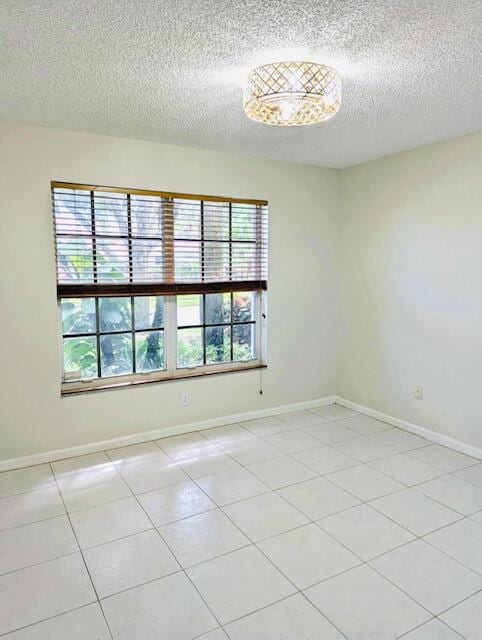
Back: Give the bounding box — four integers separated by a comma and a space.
414, 386, 423, 400
181, 391, 189, 407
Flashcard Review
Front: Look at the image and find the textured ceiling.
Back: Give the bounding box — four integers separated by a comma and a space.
1, 0, 481, 168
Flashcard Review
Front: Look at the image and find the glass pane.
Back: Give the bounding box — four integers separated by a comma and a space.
206, 326, 231, 364
132, 239, 163, 282
233, 291, 255, 322
61, 298, 96, 335
53, 188, 92, 235
56, 237, 94, 283
204, 242, 230, 281
233, 324, 256, 361
174, 240, 201, 281
232, 243, 257, 279
174, 199, 201, 239
205, 293, 231, 325
135, 330, 165, 372
134, 297, 164, 330
100, 333, 133, 376
96, 238, 129, 282
94, 191, 128, 236
204, 202, 229, 241
177, 328, 203, 367
99, 297, 132, 332
232, 203, 257, 241
63, 336, 97, 380
177, 295, 203, 326
131, 195, 163, 238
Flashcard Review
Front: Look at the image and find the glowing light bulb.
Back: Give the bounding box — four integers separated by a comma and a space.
279, 99, 298, 122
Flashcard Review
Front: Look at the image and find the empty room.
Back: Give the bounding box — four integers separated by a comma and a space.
0, 1, 481, 639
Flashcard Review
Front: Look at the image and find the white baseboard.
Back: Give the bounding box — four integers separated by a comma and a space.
335, 396, 482, 460
0, 395, 337, 472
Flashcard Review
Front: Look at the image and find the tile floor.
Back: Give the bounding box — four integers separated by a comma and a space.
0, 404, 481, 639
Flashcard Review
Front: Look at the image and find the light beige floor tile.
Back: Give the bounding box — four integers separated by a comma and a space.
302, 421, 359, 444
279, 476, 360, 520
326, 464, 404, 501
201, 424, 254, 446
69, 496, 151, 548
179, 450, 240, 479
454, 462, 482, 487
293, 445, 358, 474
117, 458, 189, 495
424, 518, 482, 574
107, 441, 171, 468
310, 405, 359, 420
196, 467, 269, 506
0, 554, 95, 635
187, 546, 296, 625
304, 564, 430, 640
440, 591, 482, 639
84, 529, 179, 597
160, 509, 249, 567
0, 486, 65, 531
258, 523, 360, 589
222, 438, 283, 465
223, 492, 308, 541
407, 445, 479, 472
399, 618, 463, 640
247, 455, 317, 490
197, 628, 228, 640
370, 539, 481, 614
471, 509, 482, 524
156, 432, 218, 462
137, 481, 216, 526
51, 452, 113, 476
416, 475, 482, 515
336, 415, 392, 435
2, 603, 111, 640
364, 429, 429, 456
318, 503, 414, 560
332, 435, 396, 462
225, 592, 343, 639
370, 488, 462, 536
241, 416, 295, 437
263, 429, 321, 454
102, 571, 217, 640
56, 465, 131, 511
370, 453, 443, 486
0, 465, 55, 499
0, 515, 78, 575
278, 410, 326, 428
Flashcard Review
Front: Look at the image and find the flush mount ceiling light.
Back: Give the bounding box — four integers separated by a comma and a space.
243, 61, 341, 126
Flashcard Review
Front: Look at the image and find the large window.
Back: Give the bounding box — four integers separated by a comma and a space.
52, 182, 268, 393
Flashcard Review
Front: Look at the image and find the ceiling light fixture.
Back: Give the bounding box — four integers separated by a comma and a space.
243, 61, 341, 126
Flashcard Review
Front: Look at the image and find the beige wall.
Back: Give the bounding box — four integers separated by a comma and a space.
0, 121, 339, 461
338, 133, 482, 449
2, 122, 481, 463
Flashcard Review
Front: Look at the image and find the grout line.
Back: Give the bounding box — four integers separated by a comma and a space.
185, 477, 349, 638
124, 473, 225, 633
0, 603, 109, 639
47, 462, 114, 640
2, 409, 480, 638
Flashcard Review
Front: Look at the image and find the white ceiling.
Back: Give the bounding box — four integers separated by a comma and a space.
1, 0, 481, 168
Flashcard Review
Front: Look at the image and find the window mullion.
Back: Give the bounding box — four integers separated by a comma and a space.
165, 295, 177, 374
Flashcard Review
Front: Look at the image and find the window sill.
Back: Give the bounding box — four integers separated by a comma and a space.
61, 362, 267, 396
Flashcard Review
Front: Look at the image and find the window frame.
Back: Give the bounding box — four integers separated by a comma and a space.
53, 181, 268, 395
59, 291, 267, 395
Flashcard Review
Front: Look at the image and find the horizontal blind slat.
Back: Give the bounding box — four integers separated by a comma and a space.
52, 183, 268, 295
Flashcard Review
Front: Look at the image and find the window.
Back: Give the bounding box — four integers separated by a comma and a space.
52, 182, 268, 393
177, 292, 257, 367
